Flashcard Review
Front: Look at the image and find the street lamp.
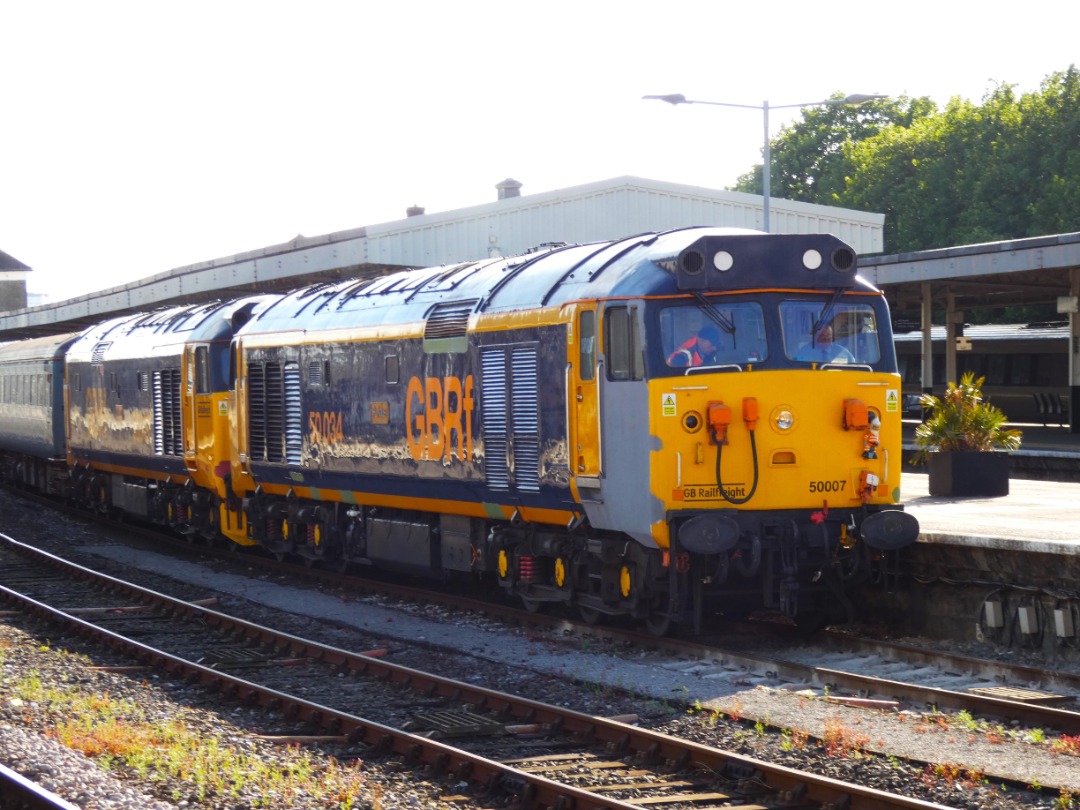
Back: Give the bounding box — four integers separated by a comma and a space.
643, 92, 887, 232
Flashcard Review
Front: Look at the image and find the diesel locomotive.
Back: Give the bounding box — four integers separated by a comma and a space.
0, 227, 919, 633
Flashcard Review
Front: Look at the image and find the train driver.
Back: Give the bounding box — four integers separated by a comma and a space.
668, 325, 722, 367
795, 324, 855, 363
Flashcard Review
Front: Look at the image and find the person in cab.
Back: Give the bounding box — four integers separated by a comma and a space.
668, 325, 722, 367
795, 324, 855, 363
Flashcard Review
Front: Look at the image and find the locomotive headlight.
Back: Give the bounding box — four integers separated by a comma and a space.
682, 411, 703, 433
713, 250, 734, 272
802, 249, 823, 270
772, 407, 795, 432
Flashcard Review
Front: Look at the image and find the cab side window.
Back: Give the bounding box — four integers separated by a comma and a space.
195, 347, 211, 394
606, 305, 643, 381
578, 310, 596, 382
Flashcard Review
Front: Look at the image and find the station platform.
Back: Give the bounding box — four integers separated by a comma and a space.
899, 421, 1079, 550
886, 467, 1080, 655
900, 472, 1080, 553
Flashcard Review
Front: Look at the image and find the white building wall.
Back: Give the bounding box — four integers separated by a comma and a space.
363, 176, 883, 268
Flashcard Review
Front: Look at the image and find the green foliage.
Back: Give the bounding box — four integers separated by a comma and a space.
912, 371, 1022, 462
734, 94, 934, 206
734, 67, 1080, 253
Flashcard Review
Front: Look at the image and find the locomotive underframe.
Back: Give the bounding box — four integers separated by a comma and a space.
58, 465, 221, 541
0, 451, 69, 498
499, 506, 893, 631
233, 482, 895, 632
3, 452, 900, 635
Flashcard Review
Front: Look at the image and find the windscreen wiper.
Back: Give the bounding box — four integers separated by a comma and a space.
811, 289, 846, 339
692, 291, 736, 338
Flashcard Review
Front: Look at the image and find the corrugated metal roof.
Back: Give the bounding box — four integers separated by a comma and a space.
893, 322, 1069, 342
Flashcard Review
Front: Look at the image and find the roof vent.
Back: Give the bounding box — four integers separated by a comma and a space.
496, 178, 522, 200
406, 204, 425, 217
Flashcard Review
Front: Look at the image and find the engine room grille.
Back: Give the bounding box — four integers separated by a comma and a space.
510, 347, 540, 491
283, 362, 302, 465
152, 369, 182, 456
424, 300, 476, 339
480, 345, 540, 491
247, 360, 303, 465
480, 350, 509, 490
423, 300, 477, 354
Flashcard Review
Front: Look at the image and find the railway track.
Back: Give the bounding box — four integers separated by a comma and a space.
0, 532, 955, 810
159, 527, 1080, 737
8, 490, 1080, 799
0, 763, 80, 810
12, 485, 1080, 743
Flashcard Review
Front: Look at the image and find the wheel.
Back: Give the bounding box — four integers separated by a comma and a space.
643, 611, 672, 637
578, 606, 603, 625
520, 596, 544, 614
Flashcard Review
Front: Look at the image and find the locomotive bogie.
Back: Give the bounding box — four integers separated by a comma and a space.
494, 526, 671, 619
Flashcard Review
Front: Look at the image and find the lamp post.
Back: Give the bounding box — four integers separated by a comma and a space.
643, 92, 886, 232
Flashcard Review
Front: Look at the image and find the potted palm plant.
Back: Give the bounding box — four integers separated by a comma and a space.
912, 371, 1023, 497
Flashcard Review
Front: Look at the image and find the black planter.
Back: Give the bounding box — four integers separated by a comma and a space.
926, 451, 1010, 497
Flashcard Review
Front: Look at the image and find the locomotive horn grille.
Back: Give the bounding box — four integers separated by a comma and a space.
831, 247, 857, 272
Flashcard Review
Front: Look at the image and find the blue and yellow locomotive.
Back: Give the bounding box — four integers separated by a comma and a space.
0, 227, 918, 632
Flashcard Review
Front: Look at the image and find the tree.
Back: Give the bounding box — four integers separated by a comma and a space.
1021, 66, 1080, 235
733, 95, 935, 204
732, 68, 1080, 254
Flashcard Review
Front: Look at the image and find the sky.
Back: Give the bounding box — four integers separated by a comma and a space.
2, 1, 1077, 303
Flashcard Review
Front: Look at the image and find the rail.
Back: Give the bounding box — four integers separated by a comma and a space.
0, 763, 80, 810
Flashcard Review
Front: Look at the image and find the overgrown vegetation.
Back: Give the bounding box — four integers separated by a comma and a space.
11, 671, 367, 808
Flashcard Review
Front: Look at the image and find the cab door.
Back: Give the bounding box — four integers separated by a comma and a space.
570, 306, 601, 479
181, 344, 213, 476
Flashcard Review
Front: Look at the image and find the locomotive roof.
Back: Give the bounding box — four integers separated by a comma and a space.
238, 226, 874, 337
66, 295, 279, 362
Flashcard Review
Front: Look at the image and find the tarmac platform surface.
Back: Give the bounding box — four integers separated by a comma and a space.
900, 421, 1080, 552
901, 472, 1080, 553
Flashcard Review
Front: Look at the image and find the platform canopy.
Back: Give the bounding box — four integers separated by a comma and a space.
0, 176, 883, 340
